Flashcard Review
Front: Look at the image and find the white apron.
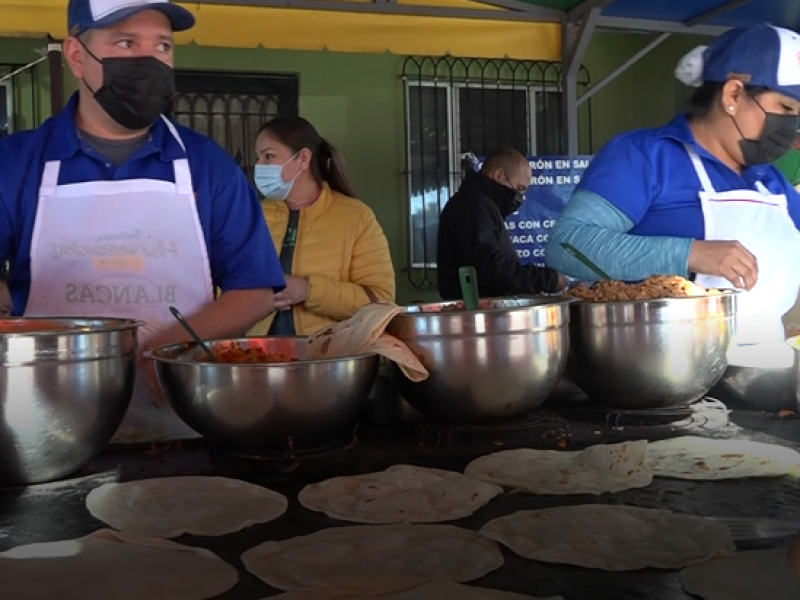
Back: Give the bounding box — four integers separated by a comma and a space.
25, 117, 214, 442
687, 145, 800, 368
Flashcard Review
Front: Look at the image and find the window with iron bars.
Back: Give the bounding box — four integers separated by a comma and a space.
402, 56, 591, 289
167, 71, 299, 183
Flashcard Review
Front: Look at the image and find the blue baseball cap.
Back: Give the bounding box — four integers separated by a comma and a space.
68, 0, 195, 36
702, 24, 800, 103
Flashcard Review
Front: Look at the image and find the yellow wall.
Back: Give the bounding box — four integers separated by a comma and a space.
0, 30, 710, 303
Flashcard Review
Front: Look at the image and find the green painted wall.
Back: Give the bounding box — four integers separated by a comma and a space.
0, 30, 711, 303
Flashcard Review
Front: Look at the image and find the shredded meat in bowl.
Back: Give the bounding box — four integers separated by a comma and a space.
565, 275, 718, 302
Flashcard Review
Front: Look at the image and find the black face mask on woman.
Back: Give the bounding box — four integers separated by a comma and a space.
735, 100, 800, 167
80, 42, 175, 130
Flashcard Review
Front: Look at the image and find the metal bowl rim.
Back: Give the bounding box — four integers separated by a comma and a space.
400, 295, 576, 314
145, 337, 380, 366
0, 316, 145, 337
567, 288, 739, 308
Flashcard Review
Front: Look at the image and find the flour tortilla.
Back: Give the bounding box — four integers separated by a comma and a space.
86, 476, 288, 538
307, 303, 404, 358
0, 528, 238, 600
371, 334, 428, 382
241, 524, 504, 595
265, 581, 563, 600
464, 441, 652, 495
680, 548, 800, 600
306, 303, 429, 381
646, 436, 800, 480
298, 464, 503, 524
480, 504, 736, 571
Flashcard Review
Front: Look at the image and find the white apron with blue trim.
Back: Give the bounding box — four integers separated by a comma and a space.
686, 145, 800, 368
25, 117, 213, 442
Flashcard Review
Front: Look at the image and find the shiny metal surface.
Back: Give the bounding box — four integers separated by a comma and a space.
0, 318, 139, 486
712, 366, 795, 413
385, 297, 573, 423
568, 292, 738, 409
147, 337, 379, 449
790, 336, 800, 414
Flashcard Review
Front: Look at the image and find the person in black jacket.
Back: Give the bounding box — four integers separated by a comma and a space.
437, 147, 567, 300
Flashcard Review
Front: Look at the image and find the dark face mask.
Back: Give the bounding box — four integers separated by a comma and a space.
735, 101, 800, 167
504, 174, 524, 213
81, 44, 175, 130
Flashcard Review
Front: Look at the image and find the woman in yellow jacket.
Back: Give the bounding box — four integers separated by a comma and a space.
248, 116, 395, 336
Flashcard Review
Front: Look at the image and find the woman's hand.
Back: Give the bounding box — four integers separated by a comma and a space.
688, 240, 758, 290
274, 275, 309, 311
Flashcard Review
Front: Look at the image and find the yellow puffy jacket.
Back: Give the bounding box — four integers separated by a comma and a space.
248, 183, 396, 336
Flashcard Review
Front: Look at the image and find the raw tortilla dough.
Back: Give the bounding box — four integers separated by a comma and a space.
0, 528, 238, 600
480, 504, 736, 571
463, 440, 652, 495
646, 436, 800, 480
680, 548, 800, 600
241, 524, 504, 595
86, 476, 288, 537
265, 580, 563, 599
298, 464, 503, 524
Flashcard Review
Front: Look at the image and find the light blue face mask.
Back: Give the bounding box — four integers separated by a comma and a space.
254, 152, 299, 200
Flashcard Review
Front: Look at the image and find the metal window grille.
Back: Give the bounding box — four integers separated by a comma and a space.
168, 72, 299, 181
0, 63, 41, 135
402, 56, 592, 290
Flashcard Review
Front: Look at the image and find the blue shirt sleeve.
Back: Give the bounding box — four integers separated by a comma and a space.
545, 190, 693, 281
575, 134, 657, 224
203, 143, 285, 293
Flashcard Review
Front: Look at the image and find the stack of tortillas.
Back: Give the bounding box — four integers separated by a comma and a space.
241, 524, 504, 595
480, 504, 736, 571
464, 441, 653, 495
0, 529, 238, 600
680, 548, 800, 600
645, 436, 800, 480
298, 464, 503, 523
85, 476, 288, 537
267, 581, 563, 600
307, 303, 428, 382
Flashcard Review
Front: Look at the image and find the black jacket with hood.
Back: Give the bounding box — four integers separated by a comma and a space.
436, 170, 561, 300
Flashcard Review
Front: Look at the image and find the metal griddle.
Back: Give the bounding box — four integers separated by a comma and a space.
2, 404, 800, 600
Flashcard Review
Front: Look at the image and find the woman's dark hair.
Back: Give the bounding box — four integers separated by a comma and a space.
687, 81, 771, 120
258, 117, 356, 198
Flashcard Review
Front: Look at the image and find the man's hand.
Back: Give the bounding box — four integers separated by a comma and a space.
274, 275, 309, 311
688, 240, 758, 290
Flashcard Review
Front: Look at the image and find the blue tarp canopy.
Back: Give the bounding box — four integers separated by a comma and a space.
544, 0, 800, 152
591, 0, 800, 32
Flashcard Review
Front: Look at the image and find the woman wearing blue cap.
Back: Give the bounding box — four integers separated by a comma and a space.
546, 24, 800, 371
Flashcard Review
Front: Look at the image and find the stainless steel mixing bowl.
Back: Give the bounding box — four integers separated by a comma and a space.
385, 297, 573, 423
567, 292, 738, 409
0, 318, 139, 486
146, 337, 379, 449
711, 366, 794, 412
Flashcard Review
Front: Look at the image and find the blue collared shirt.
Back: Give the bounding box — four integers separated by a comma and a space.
0, 93, 284, 315
575, 113, 800, 238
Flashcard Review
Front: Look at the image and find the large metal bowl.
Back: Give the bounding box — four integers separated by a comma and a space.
0, 317, 139, 486
385, 297, 573, 423
568, 292, 738, 409
146, 337, 379, 449
711, 366, 795, 412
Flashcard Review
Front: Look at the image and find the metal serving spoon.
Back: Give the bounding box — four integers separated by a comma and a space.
168, 306, 216, 362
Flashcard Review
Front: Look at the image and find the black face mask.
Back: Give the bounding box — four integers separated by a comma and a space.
735, 100, 800, 166
81, 44, 175, 130
504, 174, 524, 213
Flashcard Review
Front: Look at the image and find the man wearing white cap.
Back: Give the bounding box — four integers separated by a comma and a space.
0, 0, 285, 442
